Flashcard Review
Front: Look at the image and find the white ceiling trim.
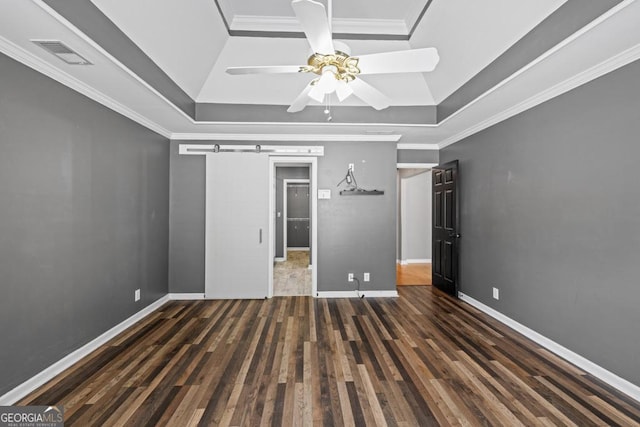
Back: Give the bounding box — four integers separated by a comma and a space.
31, 1, 436, 129
190, 120, 436, 127
438, 0, 636, 128
10, 0, 636, 148
0, 33, 171, 138
230, 15, 409, 35
31, 0, 195, 122
397, 143, 439, 150
437, 40, 640, 149
172, 133, 402, 142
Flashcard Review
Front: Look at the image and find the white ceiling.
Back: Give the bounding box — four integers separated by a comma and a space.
0, 0, 639, 145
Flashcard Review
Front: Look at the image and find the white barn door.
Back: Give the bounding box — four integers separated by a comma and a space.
205, 152, 269, 299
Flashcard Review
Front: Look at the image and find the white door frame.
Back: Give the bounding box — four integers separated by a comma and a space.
396, 163, 437, 267
269, 157, 318, 298
283, 178, 311, 259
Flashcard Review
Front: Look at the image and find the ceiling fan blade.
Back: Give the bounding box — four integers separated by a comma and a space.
292, 0, 334, 55
226, 65, 304, 75
335, 80, 353, 102
349, 78, 391, 110
356, 47, 440, 75
287, 83, 314, 113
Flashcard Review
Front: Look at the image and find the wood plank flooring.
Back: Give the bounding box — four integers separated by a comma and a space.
397, 263, 432, 285
21, 286, 640, 426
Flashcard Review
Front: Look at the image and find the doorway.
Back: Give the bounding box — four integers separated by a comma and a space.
269, 158, 318, 297
283, 179, 311, 257
396, 164, 436, 286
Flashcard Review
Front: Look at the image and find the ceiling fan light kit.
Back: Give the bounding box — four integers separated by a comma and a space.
225, 0, 440, 113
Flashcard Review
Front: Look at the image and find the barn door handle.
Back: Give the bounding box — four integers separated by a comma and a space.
259, 228, 263, 244
449, 232, 461, 238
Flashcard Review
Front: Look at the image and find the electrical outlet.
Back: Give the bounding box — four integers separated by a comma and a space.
348, 163, 354, 172
348, 273, 354, 282
492, 287, 499, 300
135, 289, 141, 302
364, 272, 370, 282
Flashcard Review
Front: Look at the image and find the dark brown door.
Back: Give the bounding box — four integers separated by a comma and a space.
432, 160, 460, 296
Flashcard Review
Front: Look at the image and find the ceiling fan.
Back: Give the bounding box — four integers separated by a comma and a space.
225, 0, 439, 113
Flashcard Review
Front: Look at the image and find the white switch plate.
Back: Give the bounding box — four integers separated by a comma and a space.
364, 272, 370, 282
135, 289, 141, 302
492, 287, 499, 300
348, 273, 354, 282
318, 189, 331, 199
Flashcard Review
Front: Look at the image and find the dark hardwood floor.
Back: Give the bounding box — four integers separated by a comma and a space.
21, 286, 640, 426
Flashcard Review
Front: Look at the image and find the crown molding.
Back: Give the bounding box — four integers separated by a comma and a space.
230, 15, 409, 35
438, 0, 637, 129
397, 143, 439, 150
438, 40, 640, 150
19, 0, 638, 147
0, 34, 171, 139
32, 0, 195, 124
171, 133, 402, 142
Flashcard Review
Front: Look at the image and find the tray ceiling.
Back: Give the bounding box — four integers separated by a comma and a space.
0, 0, 638, 145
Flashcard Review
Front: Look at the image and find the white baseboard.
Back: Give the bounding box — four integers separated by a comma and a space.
274, 257, 285, 262
168, 293, 205, 300
0, 295, 170, 406
399, 259, 432, 265
317, 290, 399, 298
458, 292, 640, 403
287, 247, 310, 251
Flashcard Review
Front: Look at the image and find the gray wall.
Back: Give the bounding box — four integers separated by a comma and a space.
399, 170, 431, 262
275, 167, 309, 258
170, 141, 397, 293
318, 143, 397, 292
440, 58, 640, 387
0, 53, 169, 397
397, 149, 439, 164
169, 143, 205, 294
171, 146, 280, 293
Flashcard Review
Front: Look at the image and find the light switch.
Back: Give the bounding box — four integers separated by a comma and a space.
318, 189, 331, 199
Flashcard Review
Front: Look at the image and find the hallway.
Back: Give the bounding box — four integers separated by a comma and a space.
273, 250, 312, 296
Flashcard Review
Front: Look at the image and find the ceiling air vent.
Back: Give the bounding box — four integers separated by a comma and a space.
32, 40, 92, 65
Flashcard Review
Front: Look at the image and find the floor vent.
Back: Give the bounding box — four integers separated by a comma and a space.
32, 40, 92, 65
